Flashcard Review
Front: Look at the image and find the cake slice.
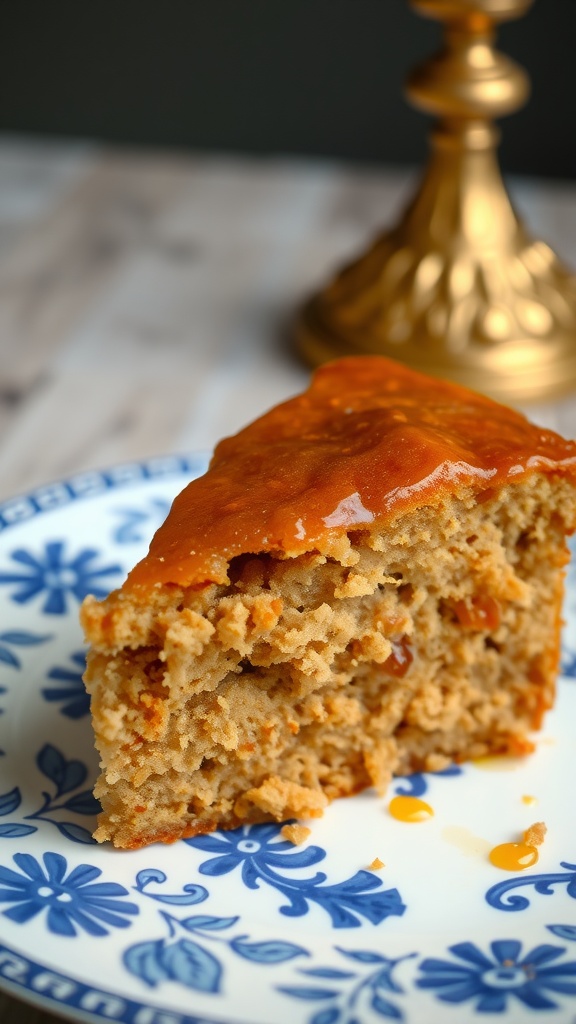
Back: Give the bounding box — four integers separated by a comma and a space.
81, 356, 576, 849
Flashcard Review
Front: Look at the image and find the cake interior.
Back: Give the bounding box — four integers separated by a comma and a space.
82, 473, 575, 848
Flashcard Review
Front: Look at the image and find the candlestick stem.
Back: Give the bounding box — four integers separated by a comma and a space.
297, 0, 576, 402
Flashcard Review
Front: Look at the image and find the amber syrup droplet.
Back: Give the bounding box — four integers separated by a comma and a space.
383, 637, 413, 677
489, 842, 539, 871
389, 795, 434, 822
453, 595, 501, 630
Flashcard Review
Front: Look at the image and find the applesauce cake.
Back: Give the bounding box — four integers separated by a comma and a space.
81, 356, 576, 848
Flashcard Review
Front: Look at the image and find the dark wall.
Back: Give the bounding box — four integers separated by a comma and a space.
1, 0, 574, 178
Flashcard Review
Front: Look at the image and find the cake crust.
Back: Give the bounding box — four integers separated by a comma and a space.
125, 356, 576, 592
81, 357, 576, 849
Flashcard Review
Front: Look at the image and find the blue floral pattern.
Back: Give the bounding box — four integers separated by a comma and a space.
486, 861, 576, 912
0, 852, 138, 936
392, 764, 462, 798
0, 687, 5, 756
42, 650, 89, 719
187, 823, 405, 928
0, 630, 53, 758
279, 947, 414, 1022
417, 939, 576, 1012
0, 743, 99, 843
0, 541, 122, 614
124, 867, 307, 995
548, 925, 576, 942
0, 630, 52, 670
111, 498, 171, 544
563, 651, 576, 679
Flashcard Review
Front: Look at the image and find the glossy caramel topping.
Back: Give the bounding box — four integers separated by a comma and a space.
126, 357, 576, 591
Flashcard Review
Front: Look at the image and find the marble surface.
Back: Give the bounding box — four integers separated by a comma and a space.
0, 136, 574, 1024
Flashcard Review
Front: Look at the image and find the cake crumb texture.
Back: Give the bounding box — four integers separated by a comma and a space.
83, 470, 576, 848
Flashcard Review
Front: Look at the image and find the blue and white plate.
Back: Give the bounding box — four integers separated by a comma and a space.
0, 455, 575, 1024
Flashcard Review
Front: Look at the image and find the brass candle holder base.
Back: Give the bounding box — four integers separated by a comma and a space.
297, 0, 576, 403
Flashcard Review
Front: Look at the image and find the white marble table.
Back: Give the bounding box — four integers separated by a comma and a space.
0, 136, 574, 1024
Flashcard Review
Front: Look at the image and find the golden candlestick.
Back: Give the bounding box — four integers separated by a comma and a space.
297, 0, 576, 402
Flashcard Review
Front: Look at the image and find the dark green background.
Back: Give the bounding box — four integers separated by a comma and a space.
1, 0, 574, 177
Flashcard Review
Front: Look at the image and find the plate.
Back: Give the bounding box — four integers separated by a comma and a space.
0, 455, 575, 1024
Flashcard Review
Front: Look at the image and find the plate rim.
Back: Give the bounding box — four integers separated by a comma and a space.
0, 937, 236, 1024
0, 452, 210, 536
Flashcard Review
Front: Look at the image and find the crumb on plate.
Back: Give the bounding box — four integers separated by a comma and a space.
280, 823, 311, 846
523, 821, 547, 847
368, 857, 385, 870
